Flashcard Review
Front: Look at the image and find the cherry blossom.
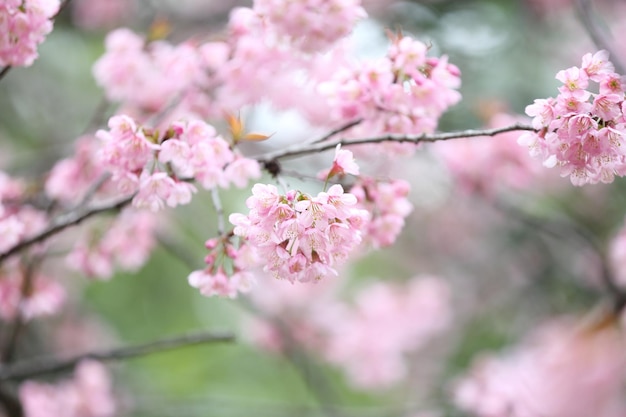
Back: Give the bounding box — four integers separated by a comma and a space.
454, 315, 626, 417
519, 51, 626, 185
19, 360, 116, 417
0, 0, 60, 67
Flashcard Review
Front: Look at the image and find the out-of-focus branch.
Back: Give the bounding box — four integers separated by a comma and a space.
0, 330, 235, 381
1, 255, 45, 363
0, 386, 22, 417
575, 0, 626, 75
258, 123, 536, 163
0, 67, 11, 82
0, 195, 133, 264
495, 199, 626, 312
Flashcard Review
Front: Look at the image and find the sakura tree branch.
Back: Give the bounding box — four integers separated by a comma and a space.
0, 195, 133, 264
258, 123, 536, 163
575, 0, 626, 75
495, 199, 626, 312
0, 330, 235, 381
311, 119, 363, 144
0, 67, 11, 82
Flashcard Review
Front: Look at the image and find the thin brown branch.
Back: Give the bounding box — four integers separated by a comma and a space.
0, 330, 235, 381
0, 386, 22, 417
575, 0, 626, 75
0, 195, 133, 264
0, 66, 11, 82
257, 123, 536, 163
312, 119, 363, 144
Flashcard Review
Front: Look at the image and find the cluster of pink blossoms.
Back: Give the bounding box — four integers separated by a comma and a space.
246, 275, 451, 389
96, 115, 261, 212
0, 263, 65, 321
519, 50, 626, 185
320, 35, 461, 137
252, 0, 367, 53
454, 316, 626, 417
20, 360, 116, 417
66, 210, 157, 280
93, 28, 226, 117
0, 0, 59, 67
350, 176, 413, 248
229, 183, 368, 283
322, 276, 451, 388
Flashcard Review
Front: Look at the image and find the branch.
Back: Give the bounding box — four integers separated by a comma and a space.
311, 119, 363, 144
257, 123, 536, 163
575, 0, 626, 74
495, 199, 626, 312
0, 330, 235, 381
0, 195, 133, 264
0, 66, 11, 82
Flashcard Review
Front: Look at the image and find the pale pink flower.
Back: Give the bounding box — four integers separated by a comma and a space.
133, 172, 175, 212
0, 272, 65, 321
20, 360, 116, 417
0, 0, 60, 67
454, 316, 626, 417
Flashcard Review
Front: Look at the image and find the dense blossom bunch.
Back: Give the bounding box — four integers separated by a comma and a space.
45, 136, 109, 205
350, 177, 413, 248
0, 172, 47, 254
321, 276, 451, 388
519, 51, 626, 185
96, 115, 260, 211
247, 275, 451, 389
0, 0, 59, 67
20, 360, 116, 417
436, 113, 544, 195
0, 264, 65, 321
454, 316, 626, 417
252, 0, 367, 53
93, 29, 215, 116
320, 35, 461, 136
229, 183, 368, 283
66, 210, 157, 279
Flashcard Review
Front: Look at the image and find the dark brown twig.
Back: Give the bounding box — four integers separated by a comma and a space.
0, 330, 235, 381
258, 123, 536, 163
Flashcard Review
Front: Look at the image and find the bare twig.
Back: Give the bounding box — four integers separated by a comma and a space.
575, 0, 626, 74
1, 256, 45, 363
312, 119, 363, 144
0, 195, 133, 264
495, 199, 626, 312
0, 386, 22, 417
0, 66, 11, 82
258, 123, 536, 163
0, 330, 235, 381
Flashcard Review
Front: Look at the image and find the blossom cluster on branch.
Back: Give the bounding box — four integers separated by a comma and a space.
520, 50, 626, 185
5, 0, 626, 416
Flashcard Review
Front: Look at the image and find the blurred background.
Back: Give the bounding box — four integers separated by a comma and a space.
3, 0, 626, 416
